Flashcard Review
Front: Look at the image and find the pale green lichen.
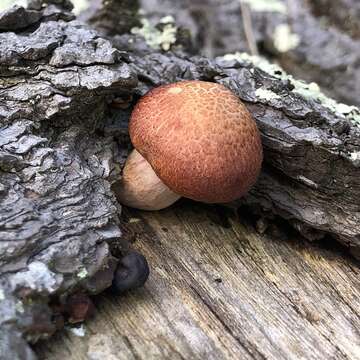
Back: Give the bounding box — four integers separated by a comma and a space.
273, 24, 300, 53
220, 52, 360, 127
242, 0, 287, 14
0, 289, 5, 301
15, 301, 24, 313
351, 114, 360, 126
10, 261, 61, 293
0, 0, 26, 11
77, 267, 88, 279
350, 151, 360, 162
72, 0, 89, 15
159, 15, 175, 24
131, 16, 177, 51
255, 88, 280, 101
223, 52, 284, 76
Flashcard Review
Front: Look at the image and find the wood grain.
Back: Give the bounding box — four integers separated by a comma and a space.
34, 201, 360, 360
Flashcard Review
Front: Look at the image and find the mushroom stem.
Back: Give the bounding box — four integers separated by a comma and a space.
115, 149, 181, 210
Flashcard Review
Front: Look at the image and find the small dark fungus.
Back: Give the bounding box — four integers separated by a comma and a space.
111, 250, 150, 295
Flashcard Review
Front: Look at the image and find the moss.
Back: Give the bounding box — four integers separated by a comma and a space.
273, 24, 300, 53
242, 0, 287, 14
131, 16, 177, 51
221, 52, 360, 127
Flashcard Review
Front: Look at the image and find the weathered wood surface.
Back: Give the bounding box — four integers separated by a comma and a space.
35, 202, 360, 360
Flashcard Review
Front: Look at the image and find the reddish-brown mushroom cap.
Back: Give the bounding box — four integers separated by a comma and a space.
129, 80, 263, 203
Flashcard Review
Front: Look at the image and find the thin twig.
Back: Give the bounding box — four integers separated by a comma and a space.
239, 0, 259, 56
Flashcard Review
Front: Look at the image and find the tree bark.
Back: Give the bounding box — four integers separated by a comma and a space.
0, 2, 136, 359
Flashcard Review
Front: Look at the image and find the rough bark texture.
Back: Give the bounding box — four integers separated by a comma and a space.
0, 1, 359, 359
139, 0, 360, 107
0, 2, 136, 359
35, 204, 360, 360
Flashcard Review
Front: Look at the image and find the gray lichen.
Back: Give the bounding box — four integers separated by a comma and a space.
273, 24, 300, 53
221, 52, 360, 126
77, 268, 89, 279
10, 262, 62, 294
131, 16, 177, 51
255, 88, 280, 101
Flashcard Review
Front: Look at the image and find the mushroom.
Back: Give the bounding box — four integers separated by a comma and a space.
116, 80, 263, 210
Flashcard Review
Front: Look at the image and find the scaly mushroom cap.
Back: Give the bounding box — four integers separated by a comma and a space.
129, 80, 263, 203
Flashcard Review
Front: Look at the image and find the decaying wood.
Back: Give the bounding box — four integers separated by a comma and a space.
0, 1, 359, 359
34, 203, 360, 360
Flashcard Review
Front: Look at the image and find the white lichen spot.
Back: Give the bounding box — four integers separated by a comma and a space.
0, 0, 27, 11
350, 113, 360, 126
273, 24, 300, 53
0, 289, 5, 301
68, 324, 86, 337
131, 17, 177, 51
72, 0, 89, 15
350, 151, 360, 162
220, 52, 360, 127
77, 267, 88, 279
15, 301, 24, 313
242, 0, 287, 14
222, 52, 284, 76
335, 103, 357, 115
292, 81, 321, 99
138, 8, 145, 16
159, 15, 175, 24
255, 88, 280, 101
11, 261, 61, 293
